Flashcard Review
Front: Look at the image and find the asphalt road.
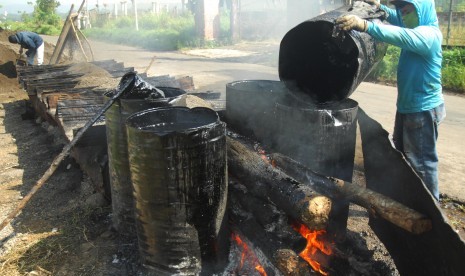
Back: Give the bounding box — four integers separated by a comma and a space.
44, 36, 465, 202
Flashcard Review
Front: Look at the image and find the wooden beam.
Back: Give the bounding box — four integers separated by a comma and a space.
227, 137, 332, 230
271, 153, 432, 234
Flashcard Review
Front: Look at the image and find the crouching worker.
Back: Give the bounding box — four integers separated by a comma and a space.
8, 31, 45, 66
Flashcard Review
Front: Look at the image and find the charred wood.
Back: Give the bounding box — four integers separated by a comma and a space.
25, 76, 80, 86
227, 136, 331, 230
16, 64, 72, 76
20, 72, 83, 82
229, 200, 313, 276
272, 153, 432, 234
229, 181, 307, 253
274, 249, 317, 276
27, 81, 79, 95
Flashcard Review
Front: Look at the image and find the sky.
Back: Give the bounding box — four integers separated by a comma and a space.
2, 0, 81, 13
1, 0, 181, 14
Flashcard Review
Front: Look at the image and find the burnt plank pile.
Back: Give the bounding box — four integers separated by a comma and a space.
15, 61, 196, 196
16, 60, 195, 141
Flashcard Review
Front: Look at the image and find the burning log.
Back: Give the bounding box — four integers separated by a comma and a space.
275, 249, 317, 276
227, 136, 331, 230
272, 153, 432, 234
229, 200, 314, 276
229, 181, 307, 253
292, 222, 333, 275
229, 231, 277, 276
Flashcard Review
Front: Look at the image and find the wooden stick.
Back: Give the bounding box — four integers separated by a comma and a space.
70, 16, 89, 62
144, 55, 157, 74
77, 28, 95, 61
271, 153, 432, 234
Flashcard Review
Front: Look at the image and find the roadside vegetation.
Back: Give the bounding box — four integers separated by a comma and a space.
1, 0, 62, 35
82, 11, 231, 50
369, 46, 465, 93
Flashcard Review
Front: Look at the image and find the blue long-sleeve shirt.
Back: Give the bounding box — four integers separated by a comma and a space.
13, 31, 43, 50
366, 0, 443, 113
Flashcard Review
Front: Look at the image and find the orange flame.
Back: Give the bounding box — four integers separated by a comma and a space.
232, 232, 267, 276
292, 223, 332, 275
255, 265, 267, 276
256, 146, 276, 167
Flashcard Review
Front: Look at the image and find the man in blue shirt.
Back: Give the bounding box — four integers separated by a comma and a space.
336, 0, 445, 201
8, 31, 45, 66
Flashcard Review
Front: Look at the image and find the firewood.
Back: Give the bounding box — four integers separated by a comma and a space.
272, 153, 432, 234
274, 249, 317, 276
229, 182, 307, 253
227, 137, 331, 230
229, 203, 313, 276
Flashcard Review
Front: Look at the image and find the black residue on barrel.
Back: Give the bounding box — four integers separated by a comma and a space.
274, 98, 359, 241
104, 79, 186, 236
274, 98, 359, 182
280, 21, 358, 103
126, 107, 228, 275
279, 5, 387, 104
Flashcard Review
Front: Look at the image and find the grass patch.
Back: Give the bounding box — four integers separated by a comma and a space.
83, 11, 232, 51
0, 207, 111, 275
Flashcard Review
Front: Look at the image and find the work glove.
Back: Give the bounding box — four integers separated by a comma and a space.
363, 0, 380, 8
335, 15, 368, 32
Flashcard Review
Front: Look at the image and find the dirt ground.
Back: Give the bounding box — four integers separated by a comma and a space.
0, 28, 463, 275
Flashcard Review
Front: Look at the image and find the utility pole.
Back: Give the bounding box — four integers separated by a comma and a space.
85, 0, 91, 28
195, 0, 220, 40
230, 0, 240, 43
133, 0, 139, 31
121, 1, 128, 16
152, 2, 159, 14
446, 0, 453, 46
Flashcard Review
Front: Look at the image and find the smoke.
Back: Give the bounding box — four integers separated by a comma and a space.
225, 80, 359, 181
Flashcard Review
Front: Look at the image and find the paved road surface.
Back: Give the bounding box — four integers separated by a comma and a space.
43, 36, 465, 202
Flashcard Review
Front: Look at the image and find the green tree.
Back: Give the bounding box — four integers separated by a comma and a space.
10, 0, 62, 35
33, 0, 61, 26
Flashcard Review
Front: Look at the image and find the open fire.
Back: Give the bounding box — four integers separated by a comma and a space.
292, 222, 333, 275
232, 232, 267, 276
232, 223, 335, 276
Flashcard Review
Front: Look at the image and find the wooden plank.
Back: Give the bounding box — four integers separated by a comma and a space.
49, 5, 75, 64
